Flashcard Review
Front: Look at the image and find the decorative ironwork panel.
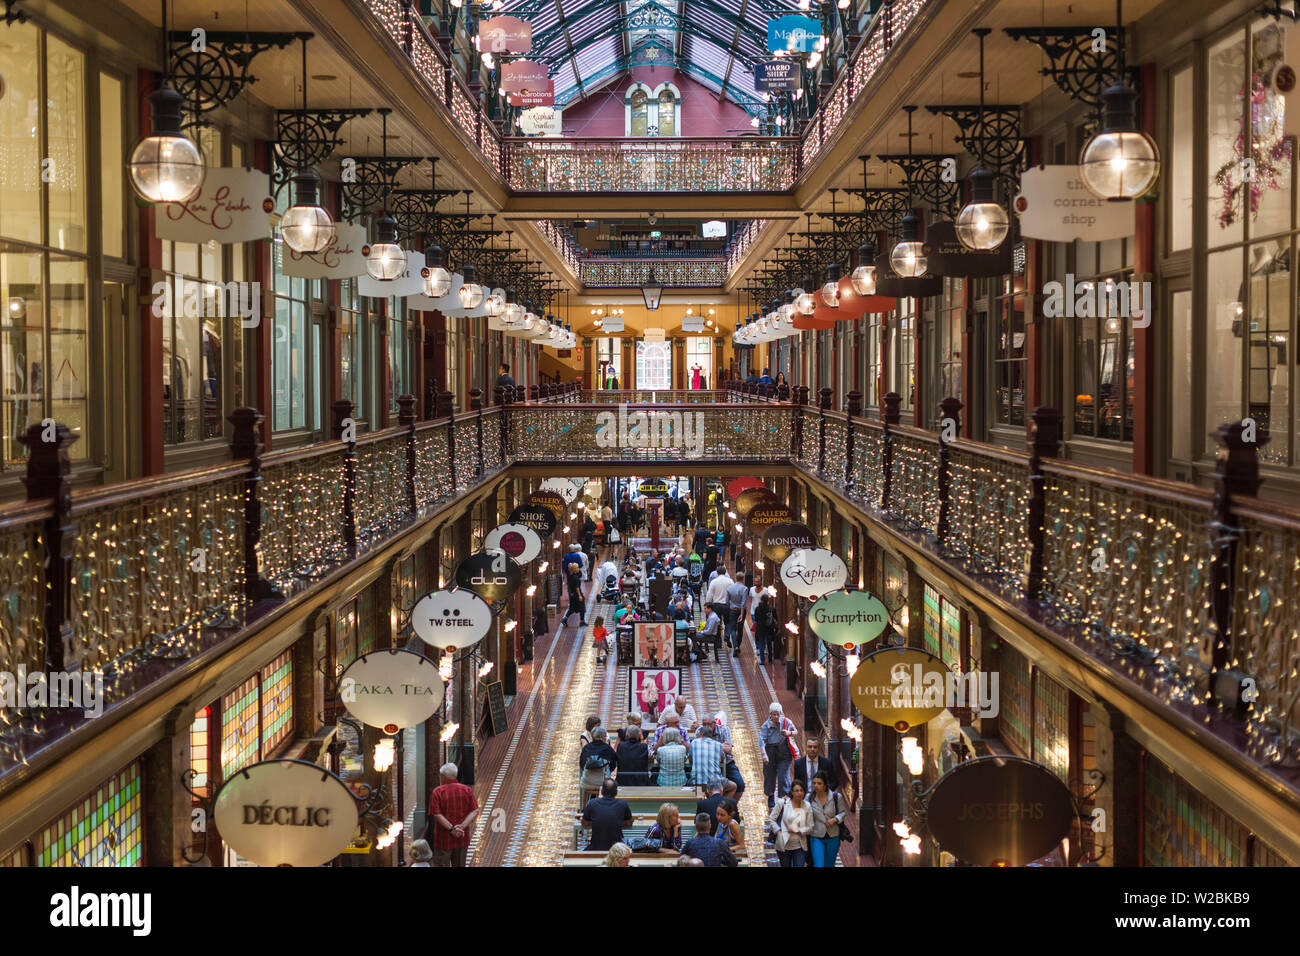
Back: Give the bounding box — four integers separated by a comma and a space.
481, 409, 504, 471
946, 448, 1028, 592
415, 424, 454, 509
259, 452, 347, 588
506, 139, 798, 192
888, 433, 939, 535
823, 418, 848, 481
1233, 515, 1300, 747
0, 513, 47, 675
849, 422, 884, 504
355, 433, 410, 542
581, 259, 725, 287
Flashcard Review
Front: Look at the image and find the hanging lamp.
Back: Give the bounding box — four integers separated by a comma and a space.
889, 107, 928, 278
129, 0, 205, 203
280, 36, 336, 253
955, 29, 1010, 251
365, 109, 407, 280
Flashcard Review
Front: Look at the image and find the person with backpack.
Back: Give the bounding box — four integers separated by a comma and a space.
753, 590, 779, 665
579, 727, 619, 804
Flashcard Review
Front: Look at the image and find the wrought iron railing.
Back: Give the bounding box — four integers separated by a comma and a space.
580, 259, 726, 287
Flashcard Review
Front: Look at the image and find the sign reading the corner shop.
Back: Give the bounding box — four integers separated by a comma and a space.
779, 547, 847, 598
808, 589, 890, 648
1013, 165, 1134, 242
158, 166, 272, 244
340, 649, 444, 733
509, 504, 557, 538
212, 759, 359, 867
925, 755, 1076, 866
413, 587, 494, 649
850, 646, 951, 731
761, 521, 816, 562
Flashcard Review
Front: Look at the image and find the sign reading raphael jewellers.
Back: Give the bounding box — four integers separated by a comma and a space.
340, 649, 444, 733
280, 221, 368, 279
925, 755, 1076, 866
212, 759, 360, 867
849, 646, 951, 731
761, 521, 816, 563
413, 587, 494, 650
808, 589, 890, 648
779, 547, 847, 598
519, 106, 562, 137
157, 166, 272, 244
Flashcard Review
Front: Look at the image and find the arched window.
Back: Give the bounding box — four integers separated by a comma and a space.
657, 88, 676, 136
630, 89, 648, 136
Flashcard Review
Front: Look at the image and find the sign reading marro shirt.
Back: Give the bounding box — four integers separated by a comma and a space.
280, 221, 369, 279
212, 759, 360, 867
1014, 165, 1134, 242
925, 755, 1077, 866
779, 547, 847, 599
340, 648, 444, 733
478, 15, 532, 54
157, 166, 272, 244
754, 59, 800, 91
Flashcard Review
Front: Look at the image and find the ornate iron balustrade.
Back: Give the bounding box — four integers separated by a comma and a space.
502, 137, 801, 193
580, 259, 726, 287
3, 380, 1299, 783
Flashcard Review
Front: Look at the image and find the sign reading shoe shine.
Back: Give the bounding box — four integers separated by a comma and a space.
212, 759, 360, 867
779, 547, 847, 598
339, 648, 444, 733
413, 587, 494, 649
808, 589, 891, 648
508, 503, 558, 538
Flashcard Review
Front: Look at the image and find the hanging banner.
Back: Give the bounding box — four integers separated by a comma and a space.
849, 646, 951, 731
792, 309, 839, 330
1013, 165, 1135, 242
761, 521, 817, 563
157, 166, 272, 244
767, 14, 821, 52
779, 546, 848, 598
340, 649, 444, 733
727, 476, 764, 500
835, 275, 896, 316
634, 621, 676, 667
872, 254, 943, 299
539, 476, 581, 504
925, 755, 1077, 866
509, 503, 558, 538
755, 59, 801, 91
735, 486, 778, 518
281, 221, 368, 279
413, 587, 494, 649
485, 522, 542, 564
212, 759, 359, 867
478, 15, 532, 54
748, 503, 792, 532
519, 106, 562, 137
502, 60, 548, 92
638, 477, 672, 497
506, 83, 555, 108
923, 219, 1014, 278
808, 589, 891, 649
454, 549, 523, 607
357, 250, 424, 299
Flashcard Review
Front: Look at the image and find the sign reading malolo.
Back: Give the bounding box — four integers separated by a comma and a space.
340, 649, 444, 733
413, 587, 494, 650
925, 755, 1077, 866
212, 759, 360, 867
158, 166, 272, 244
1014, 165, 1135, 242
808, 589, 891, 648
779, 547, 847, 598
754, 59, 800, 91
478, 15, 532, 53
767, 14, 821, 52
850, 646, 951, 731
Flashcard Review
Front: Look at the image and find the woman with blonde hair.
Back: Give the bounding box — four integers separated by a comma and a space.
407, 839, 433, 867
645, 802, 685, 853
602, 842, 632, 867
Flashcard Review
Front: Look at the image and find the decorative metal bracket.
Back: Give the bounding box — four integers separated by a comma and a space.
1260, 1, 1300, 21
925, 105, 1024, 174
339, 156, 424, 221
169, 30, 302, 121
390, 185, 460, 242
841, 187, 911, 240
870, 157, 961, 220
1003, 27, 1137, 121
273, 108, 373, 193
3, 0, 27, 25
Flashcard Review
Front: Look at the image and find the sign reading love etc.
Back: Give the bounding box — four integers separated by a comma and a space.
779, 547, 847, 598
212, 759, 359, 867
761, 521, 816, 563
849, 646, 951, 731
281, 222, 368, 280
925, 755, 1076, 867
485, 522, 542, 564
807, 589, 891, 648
157, 166, 272, 244
340, 648, 444, 733
413, 587, 494, 650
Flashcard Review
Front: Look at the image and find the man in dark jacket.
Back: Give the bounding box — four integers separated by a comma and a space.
790, 735, 837, 791
693, 523, 711, 554
695, 778, 726, 831
681, 812, 738, 867
496, 363, 515, 390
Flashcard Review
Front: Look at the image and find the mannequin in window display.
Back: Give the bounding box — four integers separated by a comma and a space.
691, 364, 703, 390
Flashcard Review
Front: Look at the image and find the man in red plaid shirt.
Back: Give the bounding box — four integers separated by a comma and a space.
427, 763, 479, 867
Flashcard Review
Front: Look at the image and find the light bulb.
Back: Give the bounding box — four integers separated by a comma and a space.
280, 172, 335, 254
890, 240, 927, 278
423, 266, 452, 298
365, 214, 406, 280
820, 280, 840, 307
504, 301, 524, 322
459, 281, 484, 308
778, 303, 795, 321
1078, 84, 1160, 200
810, 660, 827, 678
373, 738, 396, 772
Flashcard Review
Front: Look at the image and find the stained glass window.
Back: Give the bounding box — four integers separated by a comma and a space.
1033, 669, 1070, 782
1, 845, 26, 866
658, 89, 676, 136
36, 761, 143, 867
336, 600, 358, 672
999, 643, 1031, 757
189, 705, 210, 797
221, 675, 260, 776
1143, 756, 1247, 866
923, 583, 941, 659
261, 649, 295, 755
630, 89, 648, 136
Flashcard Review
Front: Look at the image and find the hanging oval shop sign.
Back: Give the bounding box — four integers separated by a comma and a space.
925, 755, 1077, 867
454, 549, 523, 607
761, 521, 816, 563
509, 503, 557, 539
923, 220, 1014, 278
413, 587, 494, 650
485, 522, 542, 563
747, 503, 793, 532
873, 254, 943, 299
340, 648, 444, 733
735, 486, 778, 518
808, 589, 891, 649
528, 491, 567, 522
726, 476, 764, 500
212, 759, 360, 867
850, 646, 951, 731
539, 476, 581, 504
779, 546, 848, 598
638, 477, 672, 497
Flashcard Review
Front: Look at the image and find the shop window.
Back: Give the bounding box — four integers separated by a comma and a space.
658, 89, 677, 136
36, 761, 143, 867
272, 190, 322, 433
1033, 669, 1070, 783
999, 643, 1031, 757
1072, 273, 1136, 441
1169, 65, 1193, 252
629, 89, 649, 136
988, 275, 1026, 427
387, 295, 407, 415
635, 340, 672, 390
891, 303, 915, 411
626, 83, 680, 137
596, 337, 622, 387
339, 278, 362, 419
922, 583, 961, 671
686, 336, 711, 388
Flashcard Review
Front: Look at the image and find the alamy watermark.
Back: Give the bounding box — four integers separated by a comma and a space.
1042, 273, 1151, 328
151, 277, 261, 328
595, 403, 705, 458
889, 663, 1000, 719
0, 666, 104, 717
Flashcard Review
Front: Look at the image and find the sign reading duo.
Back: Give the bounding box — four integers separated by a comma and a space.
340, 648, 444, 734
454, 549, 523, 609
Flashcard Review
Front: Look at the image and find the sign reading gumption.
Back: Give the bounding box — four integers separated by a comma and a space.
509, 503, 558, 539
924, 755, 1077, 867
1013, 165, 1135, 242
412, 587, 494, 650
485, 522, 542, 564
761, 521, 816, 563
779, 547, 847, 598
849, 646, 952, 731
339, 649, 444, 734
157, 166, 273, 243
807, 589, 891, 649
280, 221, 369, 279
212, 759, 360, 867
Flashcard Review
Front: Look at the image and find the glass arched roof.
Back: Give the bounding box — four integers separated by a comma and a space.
495, 0, 806, 112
